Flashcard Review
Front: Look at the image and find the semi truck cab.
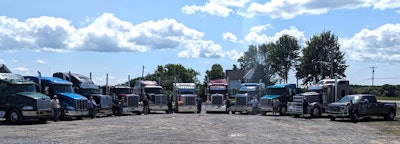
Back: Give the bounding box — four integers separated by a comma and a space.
205, 79, 228, 113
173, 83, 197, 113
259, 84, 297, 116
0, 73, 52, 124
24, 76, 89, 120
229, 83, 265, 114
108, 85, 142, 115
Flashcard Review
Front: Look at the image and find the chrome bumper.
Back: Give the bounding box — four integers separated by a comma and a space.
22, 110, 53, 117
149, 105, 168, 111
177, 105, 197, 112
230, 105, 252, 112
66, 110, 89, 117
258, 106, 273, 112
205, 105, 226, 112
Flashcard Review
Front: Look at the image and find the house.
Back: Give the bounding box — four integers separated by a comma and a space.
0, 64, 11, 73
225, 68, 254, 96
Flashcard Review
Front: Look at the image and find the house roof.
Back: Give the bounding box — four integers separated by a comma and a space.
225, 69, 246, 80
0, 64, 11, 73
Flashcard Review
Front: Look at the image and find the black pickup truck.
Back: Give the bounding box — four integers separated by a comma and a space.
327, 94, 397, 121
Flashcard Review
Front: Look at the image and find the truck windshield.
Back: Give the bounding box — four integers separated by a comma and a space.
53, 84, 74, 93
337, 95, 361, 103
113, 88, 131, 94
10, 84, 36, 93
267, 88, 286, 95
238, 90, 257, 96
145, 88, 163, 94
210, 90, 225, 94
179, 89, 195, 94
81, 89, 101, 95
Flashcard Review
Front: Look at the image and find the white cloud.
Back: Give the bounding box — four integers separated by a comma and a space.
0, 13, 226, 59
245, 26, 306, 46
226, 49, 243, 60
341, 23, 400, 62
250, 24, 272, 33
373, 0, 400, 10
13, 67, 31, 75
240, 0, 372, 19
36, 59, 46, 64
182, 0, 249, 17
223, 32, 238, 42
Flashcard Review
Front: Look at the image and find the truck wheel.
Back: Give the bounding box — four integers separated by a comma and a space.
279, 107, 287, 116
384, 110, 396, 121
330, 116, 335, 121
7, 109, 23, 124
60, 108, 71, 121
310, 107, 321, 118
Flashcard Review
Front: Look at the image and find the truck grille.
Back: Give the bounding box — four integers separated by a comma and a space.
126, 95, 139, 107
76, 99, 88, 110
185, 96, 196, 105
260, 99, 271, 107
211, 95, 223, 105
155, 95, 167, 105
37, 99, 51, 110
236, 97, 247, 106
100, 95, 112, 109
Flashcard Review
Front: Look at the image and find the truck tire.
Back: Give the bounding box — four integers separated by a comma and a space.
279, 107, 287, 116
330, 116, 335, 121
310, 107, 321, 118
60, 108, 72, 121
384, 109, 396, 121
7, 109, 23, 124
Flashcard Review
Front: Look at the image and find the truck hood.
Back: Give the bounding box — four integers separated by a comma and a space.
260, 95, 281, 100
58, 92, 87, 99
328, 102, 348, 107
16, 92, 50, 100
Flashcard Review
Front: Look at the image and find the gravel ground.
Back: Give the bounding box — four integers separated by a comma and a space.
0, 107, 399, 144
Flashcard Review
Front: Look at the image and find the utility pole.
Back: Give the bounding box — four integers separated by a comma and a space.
370, 66, 377, 87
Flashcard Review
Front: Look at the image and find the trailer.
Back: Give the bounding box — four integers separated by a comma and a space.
173, 83, 197, 113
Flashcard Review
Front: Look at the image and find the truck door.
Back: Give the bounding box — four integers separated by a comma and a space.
366, 96, 380, 115
359, 96, 370, 115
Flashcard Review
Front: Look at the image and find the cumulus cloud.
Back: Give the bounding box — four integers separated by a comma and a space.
240, 0, 372, 19
341, 23, 400, 62
226, 49, 243, 60
0, 13, 226, 59
250, 24, 272, 33
182, 0, 249, 17
13, 67, 31, 75
223, 32, 238, 42
36, 59, 46, 64
245, 26, 306, 46
373, 0, 400, 10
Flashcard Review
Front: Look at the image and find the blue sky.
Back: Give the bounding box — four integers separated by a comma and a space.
1, 0, 400, 86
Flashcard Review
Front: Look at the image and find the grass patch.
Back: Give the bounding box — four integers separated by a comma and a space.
376, 96, 400, 101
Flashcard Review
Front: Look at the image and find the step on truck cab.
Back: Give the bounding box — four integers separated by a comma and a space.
0, 73, 52, 124
287, 78, 350, 118
229, 82, 265, 114
259, 84, 298, 116
106, 85, 142, 115
134, 80, 169, 114
53, 72, 113, 116
205, 79, 228, 113
173, 83, 197, 113
24, 76, 89, 120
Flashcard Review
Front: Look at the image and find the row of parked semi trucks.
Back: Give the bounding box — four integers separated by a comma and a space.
0, 71, 397, 125
203, 78, 397, 122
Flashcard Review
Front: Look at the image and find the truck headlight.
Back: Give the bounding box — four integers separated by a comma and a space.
22, 106, 34, 110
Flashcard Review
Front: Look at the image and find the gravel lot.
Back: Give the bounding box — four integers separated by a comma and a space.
0, 107, 399, 144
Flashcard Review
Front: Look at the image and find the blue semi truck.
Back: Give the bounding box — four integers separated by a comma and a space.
0, 73, 52, 124
229, 82, 266, 114
53, 72, 113, 116
258, 84, 298, 116
24, 76, 89, 120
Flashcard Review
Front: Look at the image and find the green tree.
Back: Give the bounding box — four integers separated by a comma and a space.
269, 35, 300, 83
204, 64, 225, 82
296, 30, 347, 85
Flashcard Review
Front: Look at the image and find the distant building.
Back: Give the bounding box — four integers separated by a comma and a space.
225, 68, 254, 96
0, 64, 11, 73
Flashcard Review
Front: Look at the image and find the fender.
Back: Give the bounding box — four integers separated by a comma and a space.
307, 102, 322, 114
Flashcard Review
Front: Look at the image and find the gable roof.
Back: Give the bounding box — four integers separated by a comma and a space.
0, 64, 11, 73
